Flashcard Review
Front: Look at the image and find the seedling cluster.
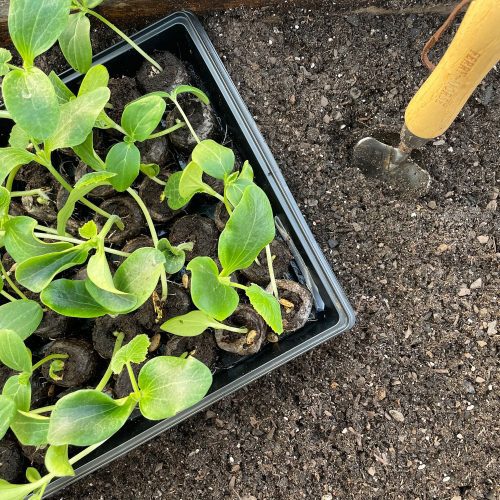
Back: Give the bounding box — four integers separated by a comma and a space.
0, 0, 312, 496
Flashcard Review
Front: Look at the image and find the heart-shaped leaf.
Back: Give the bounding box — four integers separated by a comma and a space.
2, 67, 60, 140
187, 256, 239, 321
121, 94, 166, 142
178, 161, 208, 199
225, 161, 255, 207
105, 141, 141, 192
16, 245, 91, 293
58, 13, 92, 74
110, 334, 150, 374
8, 0, 72, 66
8, 125, 30, 149
138, 356, 212, 420
48, 390, 136, 446
245, 283, 283, 334
191, 139, 235, 180
4, 216, 73, 263
157, 238, 191, 275
163, 171, 190, 210
0, 300, 43, 340
0, 329, 31, 373
219, 185, 275, 276
41, 279, 109, 318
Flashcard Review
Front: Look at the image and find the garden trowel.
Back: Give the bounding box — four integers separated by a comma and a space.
353, 0, 500, 197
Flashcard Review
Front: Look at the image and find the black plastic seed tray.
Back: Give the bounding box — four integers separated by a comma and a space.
17, 10, 355, 495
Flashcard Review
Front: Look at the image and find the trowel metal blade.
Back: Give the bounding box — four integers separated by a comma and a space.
353, 137, 431, 197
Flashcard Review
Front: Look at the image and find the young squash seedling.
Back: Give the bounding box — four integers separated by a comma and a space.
0, 0, 290, 493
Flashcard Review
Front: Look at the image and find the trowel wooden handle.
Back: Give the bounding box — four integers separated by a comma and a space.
404, 0, 500, 140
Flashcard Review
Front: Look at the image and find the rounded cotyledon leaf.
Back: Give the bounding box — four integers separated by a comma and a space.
58, 13, 92, 74
2, 67, 60, 140
48, 390, 136, 446
0, 329, 32, 373
138, 356, 213, 420
0, 300, 43, 340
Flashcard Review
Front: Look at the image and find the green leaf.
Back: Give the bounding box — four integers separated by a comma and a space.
45, 87, 111, 151
2, 67, 60, 140
8, 125, 31, 149
157, 238, 191, 274
186, 257, 239, 321
78, 220, 98, 239
85, 279, 138, 315
0, 147, 37, 185
121, 95, 166, 142
15, 245, 90, 293
45, 444, 74, 477
26, 467, 42, 483
225, 161, 254, 207
163, 171, 190, 210
86, 245, 137, 313
4, 216, 73, 263
138, 356, 212, 420
110, 334, 150, 374
161, 310, 228, 337
0, 479, 39, 500
178, 161, 208, 199
0, 48, 12, 76
10, 410, 49, 446
171, 85, 210, 105
72, 131, 104, 171
245, 284, 283, 334
191, 140, 235, 180
48, 390, 136, 446
105, 142, 141, 192
8, 0, 71, 65
48, 359, 65, 381
2, 375, 31, 411
56, 171, 115, 234
58, 13, 92, 74
113, 248, 165, 305
0, 300, 43, 340
218, 185, 275, 275
140, 163, 160, 178
0, 395, 16, 440
41, 279, 109, 318
48, 70, 75, 104
0, 329, 31, 372
78, 64, 109, 96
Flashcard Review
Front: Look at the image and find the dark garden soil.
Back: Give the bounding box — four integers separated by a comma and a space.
41, 1, 499, 498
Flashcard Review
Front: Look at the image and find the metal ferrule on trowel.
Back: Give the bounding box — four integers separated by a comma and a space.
353, 0, 500, 197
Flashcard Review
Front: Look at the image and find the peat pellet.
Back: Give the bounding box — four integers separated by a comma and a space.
94, 196, 144, 246
136, 52, 190, 94
138, 176, 180, 223
0, 438, 24, 482
169, 214, 218, 262
107, 76, 142, 123
161, 333, 218, 370
214, 304, 267, 356
34, 309, 69, 340
166, 97, 216, 151
266, 279, 313, 333
41, 339, 98, 388
240, 240, 292, 286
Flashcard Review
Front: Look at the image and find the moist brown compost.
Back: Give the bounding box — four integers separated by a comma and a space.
31, 2, 500, 498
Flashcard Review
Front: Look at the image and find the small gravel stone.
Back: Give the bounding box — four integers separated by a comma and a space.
350, 87, 361, 99
470, 278, 482, 290
458, 287, 471, 297
389, 410, 405, 422
477, 235, 489, 244
320, 96, 328, 107
427, 201, 437, 210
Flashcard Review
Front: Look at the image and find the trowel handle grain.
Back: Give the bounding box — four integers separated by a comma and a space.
404, 0, 500, 140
